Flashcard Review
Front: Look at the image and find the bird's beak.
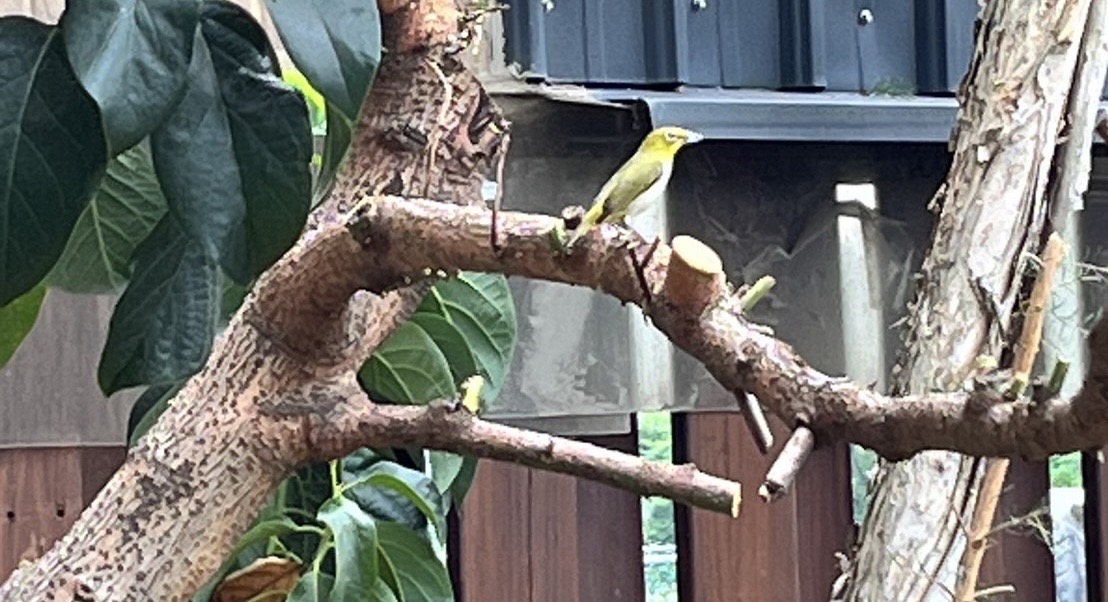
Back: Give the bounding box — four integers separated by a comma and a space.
686, 131, 705, 144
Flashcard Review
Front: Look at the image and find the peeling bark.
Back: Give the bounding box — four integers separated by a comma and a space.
845, 0, 1104, 598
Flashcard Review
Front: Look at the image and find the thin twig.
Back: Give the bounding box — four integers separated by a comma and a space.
954, 232, 1067, 602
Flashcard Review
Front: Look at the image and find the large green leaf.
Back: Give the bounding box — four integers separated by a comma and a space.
317, 497, 379, 601
200, 0, 313, 279
97, 215, 220, 394
448, 456, 480, 508
0, 18, 108, 306
149, 28, 245, 281
287, 572, 335, 602
418, 273, 517, 406
152, 3, 312, 285
263, 0, 381, 122
60, 0, 199, 154
342, 455, 446, 539
361, 273, 516, 408
46, 143, 168, 293
313, 102, 351, 206
360, 322, 456, 404
0, 285, 46, 369
376, 523, 453, 602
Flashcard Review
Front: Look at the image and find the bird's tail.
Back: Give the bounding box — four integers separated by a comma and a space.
566, 202, 606, 249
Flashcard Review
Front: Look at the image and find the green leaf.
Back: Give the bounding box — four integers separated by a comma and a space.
263, 0, 381, 122
419, 273, 517, 407
313, 102, 351, 205
360, 322, 456, 403
192, 517, 302, 602
0, 285, 46, 369
278, 462, 334, 563
428, 452, 465, 498
97, 215, 219, 394
60, 0, 199, 154
219, 273, 251, 326
448, 456, 479, 508
200, 0, 313, 279
376, 523, 453, 602
149, 28, 245, 281
46, 143, 168, 293
287, 572, 335, 602
317, 497, 379, 601
376, 556, 403, 602
0, 18, 108, 306
342, 461, 446, 540
283, 68, 327, 132
371, 580, 402, 602
152, 3, 312, 285
126, 381, 185, 446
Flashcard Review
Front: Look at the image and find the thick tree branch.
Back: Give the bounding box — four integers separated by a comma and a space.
313, 194, 1108, 460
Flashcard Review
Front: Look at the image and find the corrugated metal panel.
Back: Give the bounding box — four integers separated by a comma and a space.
504, 0, 983, 94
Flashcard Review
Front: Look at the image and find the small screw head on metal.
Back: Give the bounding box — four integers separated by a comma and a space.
857, 8, 874, 25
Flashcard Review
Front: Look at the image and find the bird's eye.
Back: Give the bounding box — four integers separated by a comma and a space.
665, 132, 678, 141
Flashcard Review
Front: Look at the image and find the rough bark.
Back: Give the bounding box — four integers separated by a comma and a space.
845, 0, 1103, 598
297, 194, 1108, 458
0, 2, 504, 599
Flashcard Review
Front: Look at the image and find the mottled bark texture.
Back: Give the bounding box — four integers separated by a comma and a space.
298, 195, 1108, 458
845, 0, 1106, 598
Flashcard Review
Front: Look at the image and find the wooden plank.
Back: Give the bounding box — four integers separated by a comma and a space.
0, 446, 127, 580
78, 447, 127, 505
529, 470, 580, 602
455, 432, 644, 601
675, 412, 852, 602
457, 460, 532, 601
575, 434, 644, 601
0, 448, 81, 578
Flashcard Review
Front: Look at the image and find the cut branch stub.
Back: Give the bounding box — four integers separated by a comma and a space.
759, 426, 816, 501
664, 235, 724, 315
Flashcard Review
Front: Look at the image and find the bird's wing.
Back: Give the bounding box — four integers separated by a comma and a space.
593, 156, 665, 221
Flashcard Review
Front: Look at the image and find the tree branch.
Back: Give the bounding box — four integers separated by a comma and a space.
291, 379, 742, 517
315, 194, 1108, 460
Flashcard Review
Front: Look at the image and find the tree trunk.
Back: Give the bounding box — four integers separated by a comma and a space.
845, 0, 1103, 598
0, 3, 508, 599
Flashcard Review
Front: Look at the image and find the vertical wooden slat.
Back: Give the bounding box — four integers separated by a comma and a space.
575, 434, 645, 601
0, 446, 126, 580
794, 439, 853, 601
1083, 450, 1104, 600
977, 460, 1055, 599
455, 431, 643, 601
457, 461, 532, 601
78, 447, 127, 505
529, 470, 580, 601
675, 412, 852, 602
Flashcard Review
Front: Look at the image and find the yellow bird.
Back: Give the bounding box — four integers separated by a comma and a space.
566, 126, 704, 248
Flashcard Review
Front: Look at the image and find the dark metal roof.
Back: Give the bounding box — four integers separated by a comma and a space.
589, 88, 960, 143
